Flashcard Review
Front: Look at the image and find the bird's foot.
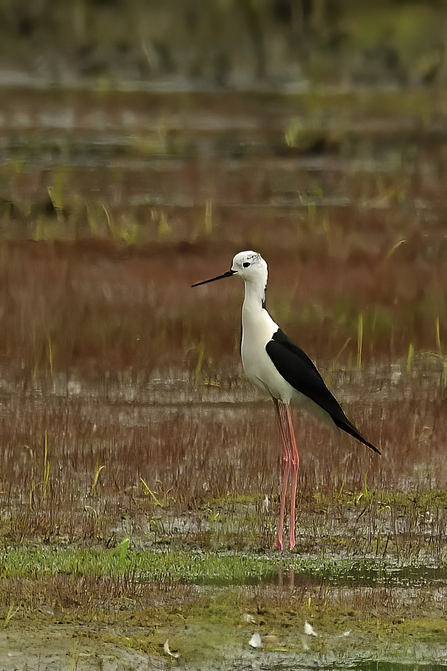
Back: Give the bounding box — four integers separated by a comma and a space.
274, 537, 283, 551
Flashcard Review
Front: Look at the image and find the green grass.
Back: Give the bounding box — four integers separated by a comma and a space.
0, 546, 444, 587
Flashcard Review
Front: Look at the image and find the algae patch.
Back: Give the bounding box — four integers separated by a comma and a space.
2, 590, 446, 670
1, 546, 447, 588
1, 548, 447, 668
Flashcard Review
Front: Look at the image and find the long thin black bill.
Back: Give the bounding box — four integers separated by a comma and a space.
191, 269, 235, 287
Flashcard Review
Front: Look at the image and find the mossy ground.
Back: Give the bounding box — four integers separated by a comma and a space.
1, 500, 447, 667
2, 570, 447, 667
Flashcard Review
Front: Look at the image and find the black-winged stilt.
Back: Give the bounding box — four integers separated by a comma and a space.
192, 251, 380, 551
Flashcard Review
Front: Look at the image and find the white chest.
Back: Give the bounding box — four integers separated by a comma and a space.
240, 304, 295, 403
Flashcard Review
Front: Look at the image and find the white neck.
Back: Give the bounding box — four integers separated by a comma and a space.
242, 278, 266, 313
241, 278, 278, 341
240, 275, 279, 394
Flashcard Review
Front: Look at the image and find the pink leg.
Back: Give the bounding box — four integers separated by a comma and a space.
284, 404, 299, 550
273, 399, 292, 550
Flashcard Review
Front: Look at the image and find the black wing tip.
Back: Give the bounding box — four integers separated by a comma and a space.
336, 418, 381, 455
363, 440, 381, 455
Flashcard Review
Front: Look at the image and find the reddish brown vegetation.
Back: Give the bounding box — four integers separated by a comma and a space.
0, 89, 447, 547
0, 230, 445, 379
0, 237, 446, 546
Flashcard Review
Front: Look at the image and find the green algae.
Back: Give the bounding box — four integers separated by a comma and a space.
0, 546, 446, 589
4, 587, 447, 668
0, 528, 446, 668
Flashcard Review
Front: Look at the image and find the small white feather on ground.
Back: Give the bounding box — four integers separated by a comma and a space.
163, 639, 179, 658
248, 632, 262, 648
304, 621, 318, 637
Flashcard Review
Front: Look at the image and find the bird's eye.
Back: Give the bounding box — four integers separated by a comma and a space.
243, 262, 250, 268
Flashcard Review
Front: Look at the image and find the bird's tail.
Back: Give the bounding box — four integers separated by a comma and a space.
334, 417, 381, 455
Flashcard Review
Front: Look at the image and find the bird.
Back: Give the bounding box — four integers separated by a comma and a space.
192, 251, 380, 551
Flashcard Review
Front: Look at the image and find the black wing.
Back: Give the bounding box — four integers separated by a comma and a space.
266, 330, 380, 454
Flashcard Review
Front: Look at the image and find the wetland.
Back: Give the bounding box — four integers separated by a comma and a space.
1, 84, 447, 669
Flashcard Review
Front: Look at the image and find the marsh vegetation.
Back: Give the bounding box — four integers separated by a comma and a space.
1, 81, 447, 667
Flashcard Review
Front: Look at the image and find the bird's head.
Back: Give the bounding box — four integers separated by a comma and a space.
230, 251, 268, 285
191, 251, 268, 289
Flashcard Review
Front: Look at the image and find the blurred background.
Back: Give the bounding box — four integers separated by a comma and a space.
2, 0, 447, 89
1, 5, 447, 666
1, 0, 447, 537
